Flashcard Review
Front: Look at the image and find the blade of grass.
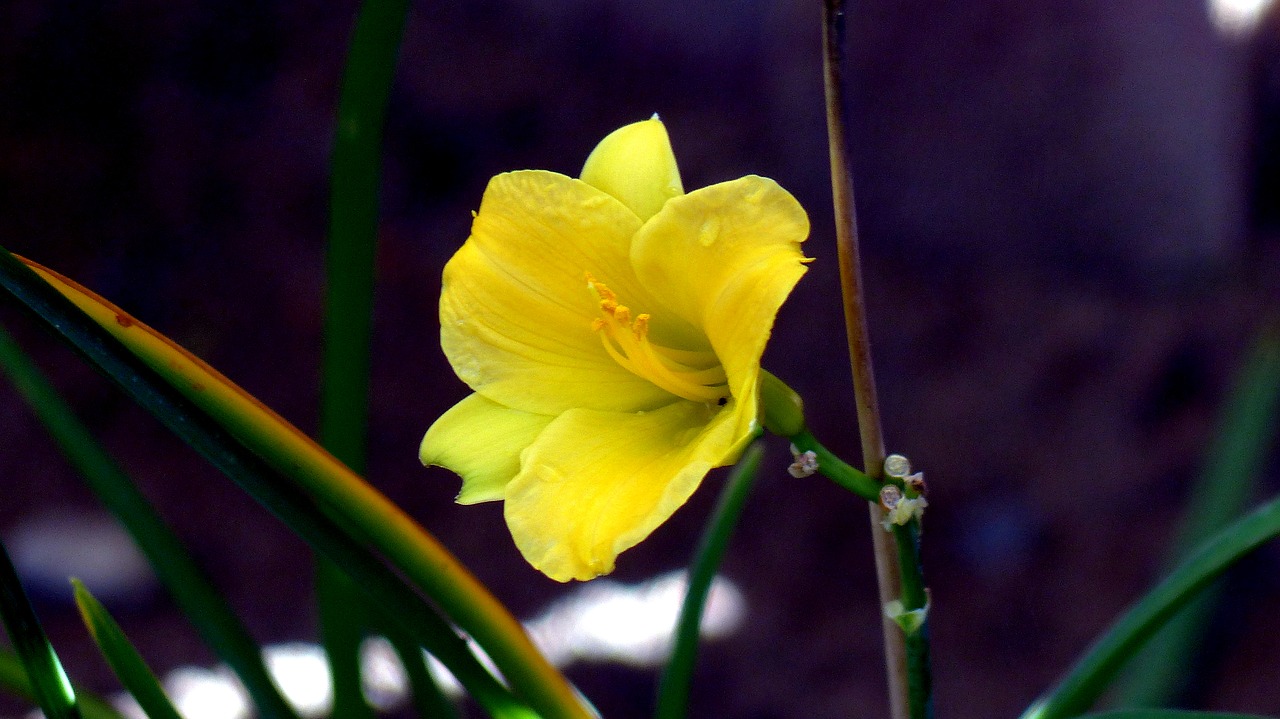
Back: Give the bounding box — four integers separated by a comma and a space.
1080, 712, 1276, 719
384, 628, 461, 719
1020, 491, 1280, 719
0, 322, 300, 719
0, 651, 125, 719
317, 563, 371, 718
1115, 331, 1280, 707
5, 251, 591, 719
71, 580, 183, 719
655, 440, 763, 719
319, 0, 410, 713
0, 539, 79, 719
0, 247, 536, 719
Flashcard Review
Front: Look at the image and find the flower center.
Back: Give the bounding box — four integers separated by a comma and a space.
586, 273, 729, 405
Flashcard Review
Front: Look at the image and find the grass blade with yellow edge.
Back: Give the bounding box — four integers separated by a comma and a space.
0, 651, 125, 719
72, 580, 183, 719
2, 250, 588, 719
0, 248, 539, 719
0, 539, 79, 719
0, 322, 299, 719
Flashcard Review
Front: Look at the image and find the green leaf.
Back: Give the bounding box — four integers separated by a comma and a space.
0, 539, 79, 719
0, 650, 126, 719
0, 322, 300, 719
1021, 491, 1280, 719
7, 249, 587, 719
318, 0, 410, 712
384, 628, 461, 719
656, 441, 763, 719
72, 580, 183, 719
1116, 332, 1280, 707
0, 247, 544, 719
1075, 706, 1274, 711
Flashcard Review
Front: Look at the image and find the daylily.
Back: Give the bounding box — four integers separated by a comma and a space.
420, 117, 810, 582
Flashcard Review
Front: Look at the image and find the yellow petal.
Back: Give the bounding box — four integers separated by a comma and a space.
441, 170, 676, 415
630, 175, 809, 400
419, 393, 554, 504
504, 400, 753, 582
580, 117, 684, 223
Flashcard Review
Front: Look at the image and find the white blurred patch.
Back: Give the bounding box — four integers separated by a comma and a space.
6, 571, 745, 719
6, 510, 154, 603
166, 667, 249, 719
263, 643, 331, 716
1209, 0, 1274, 34
526, 569, 746, 667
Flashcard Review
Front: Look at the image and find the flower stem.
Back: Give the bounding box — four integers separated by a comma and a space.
820, 2, 931, 717
656, 441, 765, 719
788, 430, 880, 501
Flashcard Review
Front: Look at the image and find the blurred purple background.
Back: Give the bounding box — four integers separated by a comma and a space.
2, 0, 1280, 717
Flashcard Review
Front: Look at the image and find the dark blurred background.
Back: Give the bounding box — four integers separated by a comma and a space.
2, 0, 1280, 717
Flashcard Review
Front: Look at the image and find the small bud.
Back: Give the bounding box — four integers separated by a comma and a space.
787, 444, 819, 478
904, 472, 926, 496
879, 484, 903, 509
884, 454, 912, 478
880, 485, 927, 530
884, 595, 930, 635
760, 371, 806, 437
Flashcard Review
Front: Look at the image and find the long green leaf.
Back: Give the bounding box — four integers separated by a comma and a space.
5, 252, 588, 719
0, 247, 534, 718
656, 441, 763, 719
0, 651, 125, 719
319, 0, 411, 713
1075, 706, 1274, 711
1021, 492, 1280, 719
1116, 332, 1280, 706
72, 580, 183, 719
385, 628, 461, 719
0, 539, 79, 719
0, 322, 299, 719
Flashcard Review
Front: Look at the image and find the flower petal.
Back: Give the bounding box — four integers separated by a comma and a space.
630, 175, 810, 399
504, 400, 753, 582
441, 170, 677, 414
580, 117, 684, 223
419, 393, 554, 504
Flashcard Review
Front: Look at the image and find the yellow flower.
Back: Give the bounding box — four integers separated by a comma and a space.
420, 118, 810, 582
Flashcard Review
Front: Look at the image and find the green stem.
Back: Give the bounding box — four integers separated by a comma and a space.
819, 1, 912, 716
655, 441, 764, 719
788, 429, 879, 501
1022, 492, 1280, 719
893, 523, 932, 719
791, 429, 933, 719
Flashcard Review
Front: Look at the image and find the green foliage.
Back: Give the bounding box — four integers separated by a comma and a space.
0, 540, 79, 719
72, 580, 184, 719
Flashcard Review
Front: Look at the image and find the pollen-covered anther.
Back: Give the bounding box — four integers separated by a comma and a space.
632, 314, 650, 340
585, 275, 729, 405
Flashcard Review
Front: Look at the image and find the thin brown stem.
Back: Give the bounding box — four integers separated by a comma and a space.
820, 1, 907, 718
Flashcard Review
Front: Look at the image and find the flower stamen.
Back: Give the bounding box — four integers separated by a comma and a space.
586, 274, 729, 404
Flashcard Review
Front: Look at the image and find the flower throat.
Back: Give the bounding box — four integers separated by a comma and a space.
586, 273, 729, 405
